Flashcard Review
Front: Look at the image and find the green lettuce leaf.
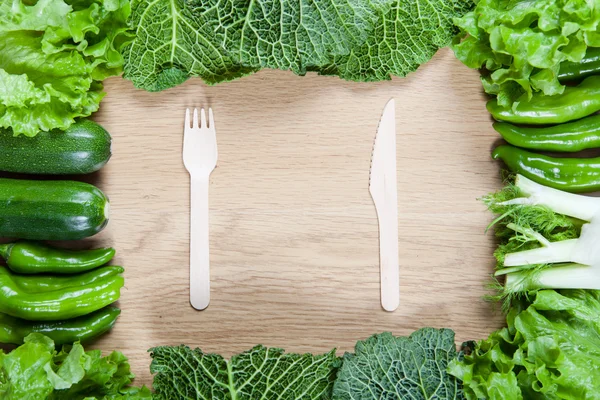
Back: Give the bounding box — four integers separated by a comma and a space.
123, 0, 474, 90
333, 329, 464, 399
0, 0, 133, 136
450, 290, 600, 400
149, 344, 339, 399
453, 0, 600, 106
0, 333, 56, 398
0, 333, 149, 400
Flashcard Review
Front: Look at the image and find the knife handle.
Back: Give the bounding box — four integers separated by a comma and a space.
378, 206, 399, 312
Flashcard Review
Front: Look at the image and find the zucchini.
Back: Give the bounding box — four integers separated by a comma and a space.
0, 120, 111, 174
0, 178, 109, 240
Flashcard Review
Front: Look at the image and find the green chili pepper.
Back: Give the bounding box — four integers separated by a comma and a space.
493, 115, 600, 152
492, 144, 600, 193
559, 47, 600, 82
487, 76, 600, 125
0, 240, 115, 274
0, 267, 123, 321
11, 266, 123, 293
0, 306, 120, 345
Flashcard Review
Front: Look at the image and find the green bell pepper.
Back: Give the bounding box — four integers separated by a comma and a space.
493, 115, 600, 152
492, 144, 600, 193
0, 240, 115, 274
11, 266, 123, 293
487, 76, 600, 125
559, 47, 600, 82
0, 306, 120, 345
0, 267, 123, 321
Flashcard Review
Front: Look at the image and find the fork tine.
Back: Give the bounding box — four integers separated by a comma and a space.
193, 108, 199, 129
200, 108, 207, 128
208, 108, 215, 129
185, 108, 190, 129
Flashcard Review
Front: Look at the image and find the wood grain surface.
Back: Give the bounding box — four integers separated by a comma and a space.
88, 48, 506, 387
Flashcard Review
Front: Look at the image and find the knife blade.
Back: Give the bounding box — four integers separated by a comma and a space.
369, 98, 399, 312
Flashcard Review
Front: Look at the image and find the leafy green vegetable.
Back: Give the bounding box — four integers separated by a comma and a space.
122, 0, 253, 90
482, 174, 600, 309
0, 0, 133, 136
123, 0, 473, 90
0, 333, 150, 399
149, 344, 339, 399
318, 0, 472, 81
455, 175, 600, 398
333, 329, 464, 400
450, 289, 600, 400
192, 0, 375, 74
453, 0, 600, 107
150, 329, 467, 399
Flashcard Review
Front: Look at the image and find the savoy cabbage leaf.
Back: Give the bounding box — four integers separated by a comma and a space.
149, 344, 340, 399
123, 0, 473, 90
123, 0, 374, 89
122, 0, 255, 90
188, 0, 376, 74
332, 329, 464, 400
318, 0, 471, 81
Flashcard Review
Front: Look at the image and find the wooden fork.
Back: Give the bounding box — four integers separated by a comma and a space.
183, 108, 218, 310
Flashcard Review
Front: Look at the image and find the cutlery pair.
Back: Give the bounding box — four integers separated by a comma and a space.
182, 101, 399, 312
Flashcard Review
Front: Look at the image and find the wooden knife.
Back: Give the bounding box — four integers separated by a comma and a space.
369, 99, 399, 312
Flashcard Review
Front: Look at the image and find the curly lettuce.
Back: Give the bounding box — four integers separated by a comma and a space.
450, 290, 600, 400
0, 0, 133, 136
453, 0, 600, 107
0, 333, 150, 399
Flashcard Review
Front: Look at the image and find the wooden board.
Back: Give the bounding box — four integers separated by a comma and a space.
90, 48, 505, 387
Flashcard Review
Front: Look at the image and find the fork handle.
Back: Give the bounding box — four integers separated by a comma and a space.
190, 175, 210, 310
